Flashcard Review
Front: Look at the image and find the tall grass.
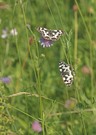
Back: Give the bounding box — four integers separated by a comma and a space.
0, 0, 96, 134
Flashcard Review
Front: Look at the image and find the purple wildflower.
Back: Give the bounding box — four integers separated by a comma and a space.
39, 37, 53, 47
32, 121, 42, 133
0, 77, 11, 84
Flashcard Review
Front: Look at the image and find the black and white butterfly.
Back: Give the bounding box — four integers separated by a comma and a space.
37, 27, 64, 47
59, 61, 75, 86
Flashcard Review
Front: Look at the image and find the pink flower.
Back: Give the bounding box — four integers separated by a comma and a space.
72, 4, 78, 12
64, 98, 77, 109
32, 121, 42, 133
81, 66, 91, 75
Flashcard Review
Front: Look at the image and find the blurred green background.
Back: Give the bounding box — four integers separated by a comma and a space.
0, 0, 96, 134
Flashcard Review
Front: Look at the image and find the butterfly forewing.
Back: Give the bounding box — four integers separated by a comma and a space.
59, 61, 74, 86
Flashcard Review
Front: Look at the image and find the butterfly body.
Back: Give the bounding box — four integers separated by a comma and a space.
59, 61, 74, 86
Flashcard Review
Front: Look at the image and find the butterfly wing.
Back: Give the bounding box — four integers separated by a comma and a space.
59, 61, 74, 86
37, 27, 64, 41
37, 27, 48, 38
49, 30, 63, 41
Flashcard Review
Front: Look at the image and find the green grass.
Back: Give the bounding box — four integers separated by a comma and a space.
0, 0, 96, 134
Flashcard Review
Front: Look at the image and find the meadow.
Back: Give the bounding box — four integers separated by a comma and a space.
0, 0, 96, 134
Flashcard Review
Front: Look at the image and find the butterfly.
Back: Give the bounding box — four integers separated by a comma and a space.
59, 61, 75, 86
37, 27, 64, 47
37, 27, 64, 41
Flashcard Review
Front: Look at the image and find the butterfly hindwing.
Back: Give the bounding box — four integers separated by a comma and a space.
37, 27, 63, 41
59, 61, 74, 86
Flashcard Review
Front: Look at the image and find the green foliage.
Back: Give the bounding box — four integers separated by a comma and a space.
0, 0, 96, 134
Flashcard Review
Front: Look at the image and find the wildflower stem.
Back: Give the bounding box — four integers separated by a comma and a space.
80, 113, 87, 135
74, 11, 78, 69
10, 105, 41, 121
88, 13, 94, 103
74, 9, 80, 102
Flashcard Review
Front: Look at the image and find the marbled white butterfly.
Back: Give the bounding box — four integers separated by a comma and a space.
37, 27, 64, 41
59, 61, 75, 86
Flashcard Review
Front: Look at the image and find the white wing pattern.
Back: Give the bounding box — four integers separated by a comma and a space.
59, 61, 75, 86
